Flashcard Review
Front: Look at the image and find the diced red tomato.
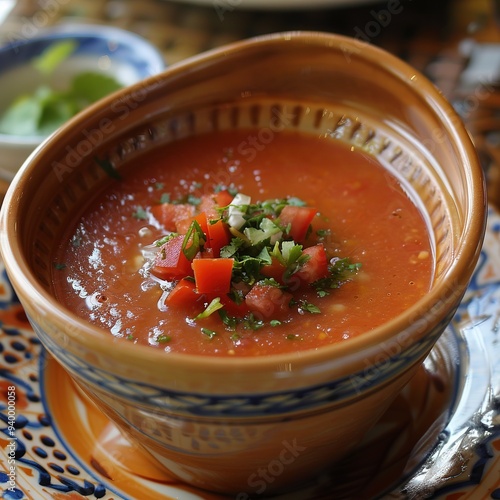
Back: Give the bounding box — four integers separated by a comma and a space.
244, 283, 292, 319
279, 205, 317, 243
206, 218, 231, 257
198, 195, 219, 219
192, 258, 234, 295
151, 235, 193, 280
294, 244, 329, 284
219, 294, 250, 318
175, 212, 209, 236
165, 278, 196, 308
151, 203, 195, 232
199, 247, 214, 258
215, 189, 234, 208
260, 256, 287, 285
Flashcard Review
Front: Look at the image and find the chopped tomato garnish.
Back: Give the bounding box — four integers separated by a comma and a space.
245, 283, 292, 319
219, 294, 250, 318
145, 191, 360, 327
192, 257, 234, 295
279, 205, 317, 243
294, 243, 329, 284
198, 195, 219, 218
151, 235, 193, 280
176, 212, 209, 235
215, 189, 234, 208
261, 256, 287, 285
199, 247, 214, 258
206, 218, 231, 258
165, 278, 196, 307
151, 203, 195, 232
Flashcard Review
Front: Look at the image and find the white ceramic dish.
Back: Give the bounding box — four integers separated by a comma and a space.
0, 207, 499, 499
0, 24, 165, 181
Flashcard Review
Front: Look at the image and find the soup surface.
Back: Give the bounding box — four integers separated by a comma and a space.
52, 129, 433, 356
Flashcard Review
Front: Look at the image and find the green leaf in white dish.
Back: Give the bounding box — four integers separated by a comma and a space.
70, 72, 123, 103
33, 40, 78, 76
0, 87, 47, 136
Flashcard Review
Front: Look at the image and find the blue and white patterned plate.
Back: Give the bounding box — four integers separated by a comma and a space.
1, 208, 499, 500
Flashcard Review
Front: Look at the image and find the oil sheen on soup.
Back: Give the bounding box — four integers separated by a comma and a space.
52, 129, 433, 357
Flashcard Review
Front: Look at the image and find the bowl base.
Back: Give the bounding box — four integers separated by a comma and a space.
42, 335, 456, 499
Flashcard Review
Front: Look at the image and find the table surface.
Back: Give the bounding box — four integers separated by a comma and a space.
0, 0, 499, 206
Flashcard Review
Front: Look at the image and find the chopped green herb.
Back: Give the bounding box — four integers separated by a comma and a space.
298, 301, 321, 314
146, 190, 362, 336
71, 235, 81, 248
157, 334, 171, 343
316, 229, 331, 240
133, 206, 148, 220
201, 328, 217, 339
187, 194, 201, 206
160, 193, 171, 204
243, 313, 265, 331
182, 220, 205, 260
286, 197, 307, 207
194, 297, 223, 320
312, 258, 361, 296
155, 233, 179, 246
219, 309, 238, 329
53, 262, 66, 270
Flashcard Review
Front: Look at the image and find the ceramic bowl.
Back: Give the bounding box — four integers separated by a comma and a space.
0, 32, 486, 495
0, 23, 165, 181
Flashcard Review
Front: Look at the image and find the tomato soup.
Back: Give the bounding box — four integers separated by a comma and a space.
52, 129, 433, 356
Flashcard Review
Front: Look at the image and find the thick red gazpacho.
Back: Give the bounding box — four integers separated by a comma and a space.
52, 129, 433, 356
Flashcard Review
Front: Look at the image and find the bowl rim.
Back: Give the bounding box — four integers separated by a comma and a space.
0, 31, 487, 374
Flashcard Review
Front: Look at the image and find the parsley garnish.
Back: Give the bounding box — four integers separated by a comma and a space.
243, 314, 265, 331
157, 334, 171, 343
182, 220, 205, 260
147, 191, 362, 337
155, 233, 178, 246
202, 328, 217, 339
160, 193, 171, 204
194, 297, 223, 320
133, 206, 148, 220
298, 301, 321, 314
312, 258, 361, 296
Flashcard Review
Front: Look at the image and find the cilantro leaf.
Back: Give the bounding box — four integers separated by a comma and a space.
194, 297, 223, 320
201, 328, 217, 339
182, 220, 205, 260
132, 206, 148, 220
298, 301, 321, 314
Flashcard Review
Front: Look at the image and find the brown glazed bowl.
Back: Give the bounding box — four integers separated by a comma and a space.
0, 32, 486, 495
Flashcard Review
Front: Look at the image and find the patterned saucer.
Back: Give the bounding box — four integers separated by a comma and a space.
1, 209, 500, 499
